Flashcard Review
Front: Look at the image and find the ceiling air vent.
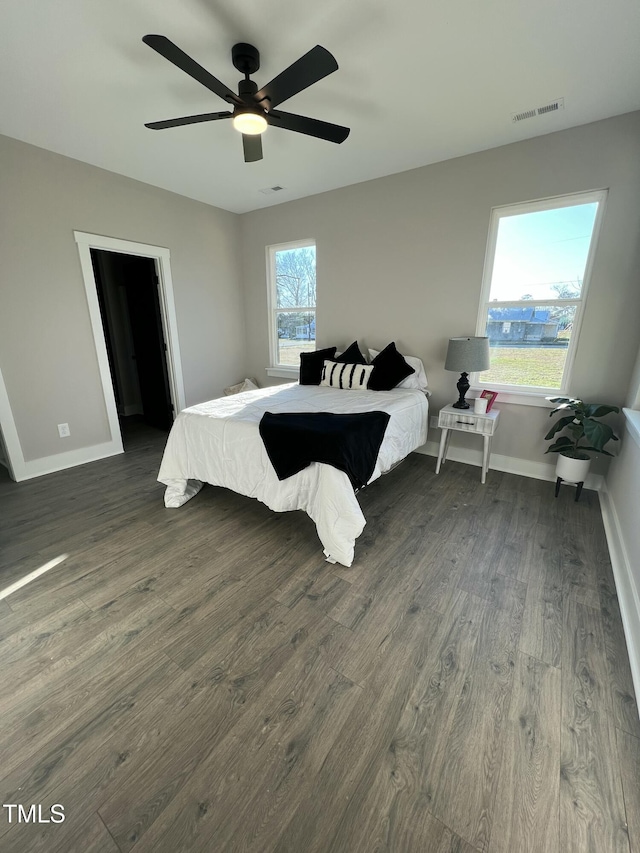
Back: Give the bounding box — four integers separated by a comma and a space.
512, 98, 564, 123
259, 186, 286, 195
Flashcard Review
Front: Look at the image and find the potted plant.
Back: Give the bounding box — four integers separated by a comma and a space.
545, 396, 620, 487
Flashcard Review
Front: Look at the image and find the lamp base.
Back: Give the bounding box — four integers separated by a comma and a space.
452, 372, 470, 409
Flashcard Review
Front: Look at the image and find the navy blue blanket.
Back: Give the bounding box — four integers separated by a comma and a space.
259, 411, 391, 490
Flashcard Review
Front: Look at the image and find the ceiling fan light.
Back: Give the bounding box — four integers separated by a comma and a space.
232, 111, 267, 135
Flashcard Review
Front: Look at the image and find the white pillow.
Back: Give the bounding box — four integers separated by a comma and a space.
368, 349, 429, 391
320, 360, 374, 390
223, 377, 259, 395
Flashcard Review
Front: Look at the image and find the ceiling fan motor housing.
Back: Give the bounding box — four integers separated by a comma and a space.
232, 43, 260, 76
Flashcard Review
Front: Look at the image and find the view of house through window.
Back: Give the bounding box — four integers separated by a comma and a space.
269, 241, 316, 367
476, 191, 605, 392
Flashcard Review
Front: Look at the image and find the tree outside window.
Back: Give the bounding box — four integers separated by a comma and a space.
268, 241, 316, 367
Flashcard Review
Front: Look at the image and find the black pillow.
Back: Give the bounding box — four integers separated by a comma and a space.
334, 341, 367, 364
368, 342, 415, 391
299, 347, 337, 385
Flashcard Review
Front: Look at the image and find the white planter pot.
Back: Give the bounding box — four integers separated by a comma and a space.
556, 453, 591, 484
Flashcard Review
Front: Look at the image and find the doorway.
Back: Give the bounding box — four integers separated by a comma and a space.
75, 231, 185, 458
91, 250, 173, 444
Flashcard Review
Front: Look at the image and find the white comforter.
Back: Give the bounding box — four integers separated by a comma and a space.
157, 383, 428, 567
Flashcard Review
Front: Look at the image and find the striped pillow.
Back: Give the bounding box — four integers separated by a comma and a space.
320, 360, 374, 390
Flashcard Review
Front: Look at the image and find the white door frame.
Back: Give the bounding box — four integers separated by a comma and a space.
0, 366, 23, 480
74, 231, 186, 450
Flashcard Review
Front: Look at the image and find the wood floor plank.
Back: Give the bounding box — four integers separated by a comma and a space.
327, 523, 439, 630
326, 530, 445, 686
98, 600, 351, 851
1, 424, 637, 853
0, 599, 92, 674
598, 550, 640, 735
320, 590, 483, 853
561, 518, 602, 609
456, 499, 516, 602
272, 602, 442, 853
616, 728, 640, 853
0, 648, 182, 814
0, 806, 120, 853
560, 598, 630, 852
352, 807, 478, 853
0, 652, 225, 835
518, 524, 564, 667
114, 618, 361, 853
601, 589, 640, 735
427, 587, 524, 851
490, 651, 561, 853
273, 561, 350, 615
0, 596, 177, 777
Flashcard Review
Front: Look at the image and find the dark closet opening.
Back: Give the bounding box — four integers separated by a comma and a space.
91, 249, 173, 447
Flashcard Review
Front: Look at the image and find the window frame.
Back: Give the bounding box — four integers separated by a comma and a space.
472, 189, 608, 397
266, 238, 317, 374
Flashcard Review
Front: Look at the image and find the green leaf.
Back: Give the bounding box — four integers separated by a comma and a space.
578, 445, 614, 456
583, 419, 618, 451
582, 403, 620, 418
544, 415, 575, 440
545, 437, 574, 454
566, 422, 584, 440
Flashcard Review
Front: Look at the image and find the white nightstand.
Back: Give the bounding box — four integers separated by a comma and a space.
435, 404, 500, 484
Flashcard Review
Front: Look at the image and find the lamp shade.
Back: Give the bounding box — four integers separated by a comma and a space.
444, 336, 490, 372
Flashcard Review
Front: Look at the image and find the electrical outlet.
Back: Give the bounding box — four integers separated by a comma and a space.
58, 423, 70, 438
430, 415, 440, 429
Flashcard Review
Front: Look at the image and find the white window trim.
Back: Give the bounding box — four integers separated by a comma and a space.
266, 238, 316, 372
471, 189, 608, 402
265, 366, 299, 379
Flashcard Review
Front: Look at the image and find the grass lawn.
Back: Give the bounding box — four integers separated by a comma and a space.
276, 342, 568, 388
480, 346, 567, 388
277, 340, 315, 366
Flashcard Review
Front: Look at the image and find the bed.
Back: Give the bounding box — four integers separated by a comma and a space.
157, 382, 428, 567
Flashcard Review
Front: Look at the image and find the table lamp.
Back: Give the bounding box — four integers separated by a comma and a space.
444, 336, 491, 409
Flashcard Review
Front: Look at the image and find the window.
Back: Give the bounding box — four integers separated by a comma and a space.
267, 240, 316, 369
475, 190, 606, 394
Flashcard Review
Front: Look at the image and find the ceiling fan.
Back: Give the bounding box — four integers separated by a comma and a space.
142, 36, 350, 162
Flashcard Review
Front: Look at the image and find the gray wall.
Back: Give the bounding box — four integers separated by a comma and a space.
241, 111, 640, 469
0, 134, 244, 463
2, 113, 639, 473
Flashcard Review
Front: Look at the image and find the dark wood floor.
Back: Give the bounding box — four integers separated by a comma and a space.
1, 424, 639, 852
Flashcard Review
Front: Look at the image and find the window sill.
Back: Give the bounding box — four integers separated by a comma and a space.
623, 408, 640, 449
265, 366, 299, 379
469, 387, 556, 408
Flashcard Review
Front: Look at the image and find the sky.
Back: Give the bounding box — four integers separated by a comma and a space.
489, 202, 599, 302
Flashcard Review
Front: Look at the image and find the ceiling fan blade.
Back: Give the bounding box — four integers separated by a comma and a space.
143, 35, 243, 106
242, 134, 263, 162
145, 111, 232, 130
254, 45, 338, 109
266, 110, 350, 144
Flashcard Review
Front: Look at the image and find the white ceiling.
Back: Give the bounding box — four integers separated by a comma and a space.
2, 0, 640, 214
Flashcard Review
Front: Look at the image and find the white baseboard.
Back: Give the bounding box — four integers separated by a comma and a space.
416, 439, 604, 491
15, 440, 124, 482
599, 485, 640, 710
